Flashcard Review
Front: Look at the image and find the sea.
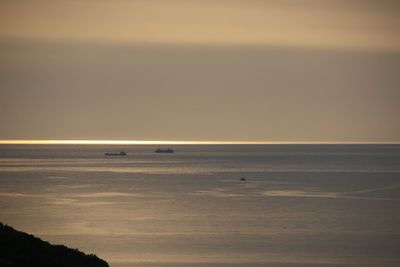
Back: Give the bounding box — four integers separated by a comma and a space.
0, 144, 400, 267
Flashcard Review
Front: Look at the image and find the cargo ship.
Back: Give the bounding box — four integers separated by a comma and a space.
105, 151, 127, 156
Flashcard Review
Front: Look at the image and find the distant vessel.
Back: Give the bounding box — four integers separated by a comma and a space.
155, 148, 174, 153
105, 151, 126, 156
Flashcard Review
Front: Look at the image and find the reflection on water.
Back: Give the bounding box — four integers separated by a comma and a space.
0, 145, 400, 266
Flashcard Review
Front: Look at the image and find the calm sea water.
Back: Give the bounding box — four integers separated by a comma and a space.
1, 144, 400, 267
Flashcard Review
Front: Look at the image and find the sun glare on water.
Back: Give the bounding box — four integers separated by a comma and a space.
0, 140, 396, 145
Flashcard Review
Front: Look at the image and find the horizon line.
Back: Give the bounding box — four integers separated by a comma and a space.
2, 37, 399, 55
0, 140, 399, 145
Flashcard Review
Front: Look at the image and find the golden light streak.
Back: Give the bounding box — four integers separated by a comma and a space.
0, 140, 398, 145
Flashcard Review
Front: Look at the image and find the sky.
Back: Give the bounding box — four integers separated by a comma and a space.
0, 0, 399, 142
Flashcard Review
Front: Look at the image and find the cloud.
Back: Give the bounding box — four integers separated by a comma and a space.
1, 0, 399, 52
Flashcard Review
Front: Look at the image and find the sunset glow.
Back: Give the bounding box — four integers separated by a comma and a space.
0, 140, 398, 145
1, 1, 400, 267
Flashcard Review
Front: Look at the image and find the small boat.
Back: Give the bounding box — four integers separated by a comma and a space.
155, 148, 174, 153
105, 151, 127, 156
240, 177, 247, 181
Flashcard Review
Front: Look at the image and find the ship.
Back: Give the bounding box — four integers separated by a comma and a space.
155, 148, 174, 153
105, 151, 127, 156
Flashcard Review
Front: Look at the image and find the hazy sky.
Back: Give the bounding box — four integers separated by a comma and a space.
1, 0, 399, 142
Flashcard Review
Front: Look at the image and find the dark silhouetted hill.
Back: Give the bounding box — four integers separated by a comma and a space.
0, 222, 109, 267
